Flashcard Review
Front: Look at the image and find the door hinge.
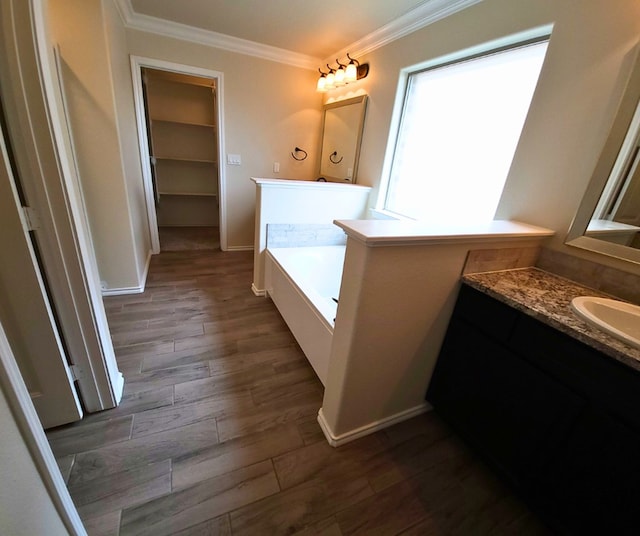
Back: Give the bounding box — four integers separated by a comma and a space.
21, 206, 41, 231
69, 364, 84, 382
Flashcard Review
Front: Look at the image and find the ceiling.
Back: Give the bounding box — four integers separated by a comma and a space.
128, 0, 437, 60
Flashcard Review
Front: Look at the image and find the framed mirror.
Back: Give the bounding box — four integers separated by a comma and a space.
318, 95, 368, 182
566, 47, 640, 265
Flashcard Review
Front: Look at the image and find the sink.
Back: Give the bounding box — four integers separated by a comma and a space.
571, 296, 640, 350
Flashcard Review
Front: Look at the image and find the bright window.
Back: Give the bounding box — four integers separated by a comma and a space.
383, 40, 549, 223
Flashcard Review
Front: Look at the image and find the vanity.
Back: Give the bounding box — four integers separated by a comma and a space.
426, 268, 640, 535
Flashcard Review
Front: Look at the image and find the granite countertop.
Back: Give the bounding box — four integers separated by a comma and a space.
462, 267, 640, 372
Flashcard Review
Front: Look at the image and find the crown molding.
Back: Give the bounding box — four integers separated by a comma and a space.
113, 0, 320, 69
326, 0, 484, 62
114, 0, 483, 71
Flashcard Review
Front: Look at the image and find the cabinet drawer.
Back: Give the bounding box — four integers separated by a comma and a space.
454, 285, 518, 343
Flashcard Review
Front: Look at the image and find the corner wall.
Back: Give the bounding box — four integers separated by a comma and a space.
102, 0, 151, 283
327, 0, 640, 274
48, 0, 149, 292
124, 30, 322, 249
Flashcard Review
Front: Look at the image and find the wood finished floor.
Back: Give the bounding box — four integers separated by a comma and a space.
159, 226, 220, 252
46, 249, 551, 536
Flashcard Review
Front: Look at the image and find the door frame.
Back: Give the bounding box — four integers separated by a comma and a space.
130, 56, 227, 252
0, 317, 86, 535
0, 0, 123, 412
0, 107, 84, 428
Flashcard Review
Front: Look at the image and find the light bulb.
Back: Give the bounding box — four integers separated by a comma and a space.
335, 66, 346, 86
325, 71, 335, 89
316, 75, 327, 92
345, 62, 357, 83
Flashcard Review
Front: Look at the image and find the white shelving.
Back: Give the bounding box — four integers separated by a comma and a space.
145, 69, 219, 228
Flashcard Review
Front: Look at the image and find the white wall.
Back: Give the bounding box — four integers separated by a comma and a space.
48, 0, 148, 291
125, 30, 323, 248
0, 388, 69, 535
327, 0, 640, 274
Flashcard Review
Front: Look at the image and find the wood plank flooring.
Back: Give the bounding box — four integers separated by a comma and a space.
158, 226, 220, 252
47, 249, 551, 535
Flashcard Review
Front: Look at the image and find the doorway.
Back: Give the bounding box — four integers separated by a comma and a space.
131, 58, 227, 253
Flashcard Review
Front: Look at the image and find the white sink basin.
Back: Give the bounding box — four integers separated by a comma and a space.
571, 296, 640, 350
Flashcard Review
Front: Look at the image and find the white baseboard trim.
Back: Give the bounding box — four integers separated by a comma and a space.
101, 250, 153, 296
251, 283, 266, 297
317, 402, 432, 447
112, 371, 125, 405
139, 249, 152, 292
226, 245, 254, 251
101, 285, 144, 296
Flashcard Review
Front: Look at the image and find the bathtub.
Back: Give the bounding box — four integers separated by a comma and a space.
264, 246, 346, 385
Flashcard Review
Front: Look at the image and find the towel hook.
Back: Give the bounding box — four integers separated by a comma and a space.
291, 147, 308, 161
329, 151, 343, 164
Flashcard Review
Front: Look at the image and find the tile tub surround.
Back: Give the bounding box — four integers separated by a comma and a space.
266, 223, 346, 248
463, 267, 640, 371
251, 178, 371, 295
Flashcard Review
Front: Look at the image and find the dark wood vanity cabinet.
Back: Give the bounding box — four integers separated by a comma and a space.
426, 284, 640, 535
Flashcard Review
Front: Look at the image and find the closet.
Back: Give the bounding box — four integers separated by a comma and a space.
143, 68, 219, 249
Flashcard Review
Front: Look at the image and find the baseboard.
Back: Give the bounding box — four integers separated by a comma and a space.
226, 245, 254, 251
317, 403, 432, 447
112, 371, 125, 405
251, 283, 266, 297
101, 251, 152, 296
139, 249, 152, 292
101, 284, 144, 296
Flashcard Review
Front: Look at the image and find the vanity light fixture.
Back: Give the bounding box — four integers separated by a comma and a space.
325, 64, 336, 89
334, 60, 346, 87
346, 53, 368, 83
316, 68, 328, 92
316, 53, 369, 92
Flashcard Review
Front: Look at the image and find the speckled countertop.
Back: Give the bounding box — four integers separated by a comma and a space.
462, 267, 640, 372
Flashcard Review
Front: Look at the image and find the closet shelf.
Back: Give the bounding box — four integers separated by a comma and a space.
155, 156, 217, 164
159, 191, 217, 197
151, 118, 216, 129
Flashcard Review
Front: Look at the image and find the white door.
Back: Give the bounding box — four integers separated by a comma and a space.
0, 112, 83, 429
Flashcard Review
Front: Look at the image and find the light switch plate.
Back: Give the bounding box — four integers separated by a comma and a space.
227, 153, 242, 165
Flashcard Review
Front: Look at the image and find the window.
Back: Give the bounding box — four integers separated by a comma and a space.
382, 39, 549, 223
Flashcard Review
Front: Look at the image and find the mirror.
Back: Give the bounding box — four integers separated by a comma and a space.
566, 48, 640, 265
318, 95, 368, 182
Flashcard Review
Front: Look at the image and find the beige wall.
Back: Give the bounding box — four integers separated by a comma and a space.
327, 0, 640, 274
50, 0, 640, 269
102, 0, 151, 282
125, 30, 322, 248
49, 0, 147, 291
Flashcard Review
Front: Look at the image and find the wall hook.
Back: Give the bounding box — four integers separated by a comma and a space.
329, 151, 343, 164
291, 147, 308, 161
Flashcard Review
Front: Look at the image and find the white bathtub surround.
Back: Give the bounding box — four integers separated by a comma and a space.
319, 219, 554, 447
251, 178, 371, 296
266, 223, 347, 249
265, 246, 345, 385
